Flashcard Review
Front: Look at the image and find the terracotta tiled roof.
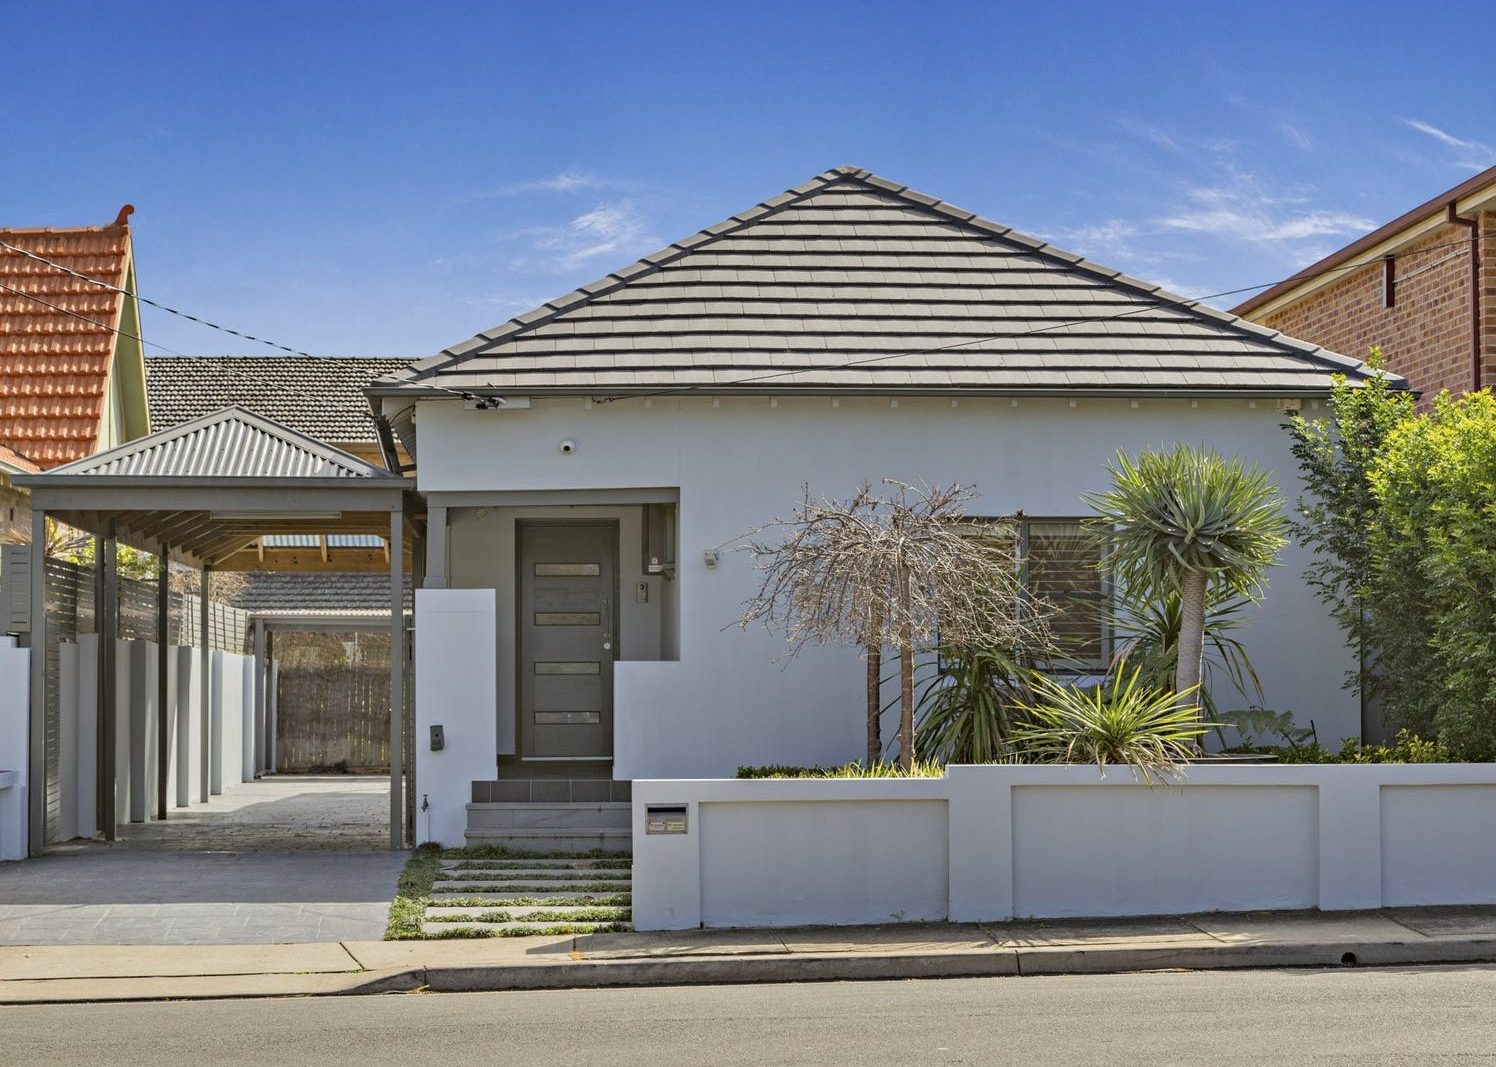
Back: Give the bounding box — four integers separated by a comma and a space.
0, 208, 134, 468
0, 441, 39, 474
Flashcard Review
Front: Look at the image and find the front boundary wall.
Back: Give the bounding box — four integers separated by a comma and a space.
632, 764, 1496, 931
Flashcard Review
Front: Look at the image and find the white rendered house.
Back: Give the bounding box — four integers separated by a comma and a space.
367, 166, 1395, 846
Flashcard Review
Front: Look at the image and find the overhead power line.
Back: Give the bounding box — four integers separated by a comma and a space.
0, 237, 494, 408
4, 221, 1482, 409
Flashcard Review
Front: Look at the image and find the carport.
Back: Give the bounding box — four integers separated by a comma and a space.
15, 407, 419, 855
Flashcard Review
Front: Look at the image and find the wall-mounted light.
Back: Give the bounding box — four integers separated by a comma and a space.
703, 549, 719, 569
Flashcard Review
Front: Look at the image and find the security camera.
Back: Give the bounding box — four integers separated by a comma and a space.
559, 438, 577, 454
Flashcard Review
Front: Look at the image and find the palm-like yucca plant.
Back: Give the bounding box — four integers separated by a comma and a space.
1010, 667, 1208, 781
1084, 445, 1288, 713
1107, 584, 1263, 722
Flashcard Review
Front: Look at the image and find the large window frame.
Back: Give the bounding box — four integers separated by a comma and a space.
1016, 517, 1112, 675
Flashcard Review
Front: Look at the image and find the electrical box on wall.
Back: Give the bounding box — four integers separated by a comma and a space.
643, 502, 677, 577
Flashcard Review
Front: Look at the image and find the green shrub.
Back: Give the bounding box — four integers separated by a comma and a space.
1370, 391, 1496, 758
1235, 730, 1450, 764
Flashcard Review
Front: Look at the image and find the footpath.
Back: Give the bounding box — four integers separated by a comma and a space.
4, 907, 1496, 1004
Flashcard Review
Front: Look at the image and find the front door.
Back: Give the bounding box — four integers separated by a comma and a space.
517, 522, 617, 761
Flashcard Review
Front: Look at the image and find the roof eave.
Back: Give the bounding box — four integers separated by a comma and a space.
1235, 163, 1496, 316
12, 473, 405, 491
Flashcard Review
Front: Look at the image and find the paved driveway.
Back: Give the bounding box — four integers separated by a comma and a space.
0, 776, 406, 945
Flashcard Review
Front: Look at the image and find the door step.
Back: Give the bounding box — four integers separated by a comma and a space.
462, 827, 632, 854
466, 802, 630, 831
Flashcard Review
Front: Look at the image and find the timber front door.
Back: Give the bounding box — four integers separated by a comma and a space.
517, 522, 617, 760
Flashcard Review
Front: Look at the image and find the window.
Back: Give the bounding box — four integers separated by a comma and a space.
1020, 519, 1110, 671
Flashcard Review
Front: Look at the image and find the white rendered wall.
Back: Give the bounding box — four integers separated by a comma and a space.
42, 642, 253, 843
417, 395, 1358, 780
75, 635, 98, 839
57, 642, 79, 840
633, 764, 1496, 930
0, 637, 28, 860
414, 588, 497, 846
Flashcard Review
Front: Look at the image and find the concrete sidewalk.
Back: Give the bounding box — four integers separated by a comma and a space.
4, 907, 1496, 1003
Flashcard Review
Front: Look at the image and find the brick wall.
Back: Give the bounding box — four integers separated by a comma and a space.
1253, 214, 1496, 407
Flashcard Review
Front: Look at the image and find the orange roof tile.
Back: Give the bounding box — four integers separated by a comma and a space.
0, 207, 133, 468
0, 440, 39, 474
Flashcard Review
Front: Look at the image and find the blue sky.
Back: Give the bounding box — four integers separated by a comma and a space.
4, 0, 1494, 357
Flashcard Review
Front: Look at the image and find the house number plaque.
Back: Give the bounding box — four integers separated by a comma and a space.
645, 804, 688, 834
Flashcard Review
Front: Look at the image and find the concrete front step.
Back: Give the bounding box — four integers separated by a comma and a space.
463, 827, 632, 854
430, 891, 632, 904
439, 869, 630, 880
440, 858, 631, 869
465, 802, 631, 831
427, 905, 631, 919
435, 884, 631, 897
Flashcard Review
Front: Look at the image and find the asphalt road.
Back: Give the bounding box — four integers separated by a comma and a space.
5, 966, 1496, 1066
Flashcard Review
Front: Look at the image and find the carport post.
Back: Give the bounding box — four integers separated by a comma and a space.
253, 618, 266, 777
156, 546, 170, 821
266, 631, 277, 774
389, 505, 404, 850
27, 508, 46, 856
98, 526, 118, 840
199, 567, 211, 804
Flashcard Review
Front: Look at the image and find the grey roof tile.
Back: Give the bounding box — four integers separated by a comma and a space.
145, 357, 412, 443
377, 168, 1402, 397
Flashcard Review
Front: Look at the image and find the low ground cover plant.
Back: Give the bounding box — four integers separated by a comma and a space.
736, 761, 945, 779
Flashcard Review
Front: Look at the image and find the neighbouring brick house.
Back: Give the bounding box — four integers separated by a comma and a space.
1234, 164, 1496, 405
0, 207, 153, 542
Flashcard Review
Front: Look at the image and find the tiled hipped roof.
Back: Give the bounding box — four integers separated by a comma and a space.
0, 211, 134, 467
380, 166, 1386, 397
145, 356, 411, 444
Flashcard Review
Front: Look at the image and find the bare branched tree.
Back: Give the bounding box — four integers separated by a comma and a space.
741, 480, 1045, 771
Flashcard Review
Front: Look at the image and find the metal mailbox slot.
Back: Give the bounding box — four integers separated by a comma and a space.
645, 804, 688, 834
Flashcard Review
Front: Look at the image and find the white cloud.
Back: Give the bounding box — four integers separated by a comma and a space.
508, 200, 660, 272
1157, 176, 1372, 244
463, 169, 632, 202
1278, 122, 1314, 151
1404, 119, 1496, 171
1118, 117, 1180, 152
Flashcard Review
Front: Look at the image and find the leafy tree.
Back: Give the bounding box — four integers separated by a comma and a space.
1084, 444, 1288, 713
1370, 390, 1496, 758
740, 481, 1047, 770
1284, 351, 1414, 698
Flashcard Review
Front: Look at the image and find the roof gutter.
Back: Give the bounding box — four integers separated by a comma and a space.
1446, 203, 1483, 392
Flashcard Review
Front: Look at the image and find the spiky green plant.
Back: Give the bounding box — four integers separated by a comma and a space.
1084, 445, 1287, 712
912, 643, 1031, 764
1010, 667, 1207, 781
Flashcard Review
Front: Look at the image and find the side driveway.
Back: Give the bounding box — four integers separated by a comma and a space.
0, 777, 404, 945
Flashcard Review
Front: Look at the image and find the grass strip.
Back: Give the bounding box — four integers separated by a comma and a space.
433, 871, 624, 883
425, 907, 631, 924
386, 845, 445, 940
436, 881, 631, 894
